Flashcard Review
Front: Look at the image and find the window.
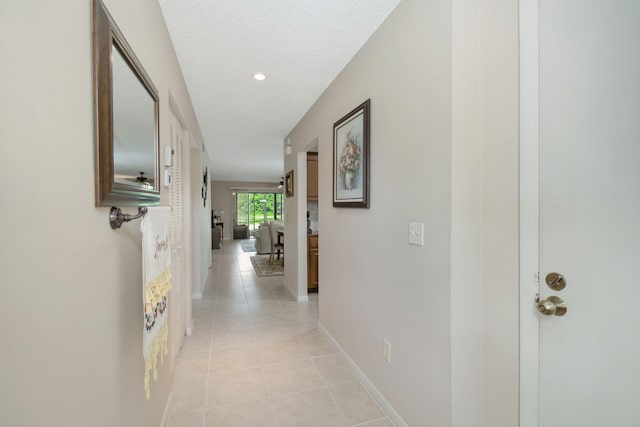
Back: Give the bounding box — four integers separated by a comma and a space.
235, 191, 284, 231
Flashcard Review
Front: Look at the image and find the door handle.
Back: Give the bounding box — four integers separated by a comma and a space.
537, 296, 567, 316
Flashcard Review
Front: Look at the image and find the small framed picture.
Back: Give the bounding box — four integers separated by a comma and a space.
333, 99, 370, 208
285, 170, 295, 197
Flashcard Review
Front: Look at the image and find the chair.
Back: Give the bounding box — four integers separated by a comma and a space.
267, 223, 284, 263
251, 224, 273, 254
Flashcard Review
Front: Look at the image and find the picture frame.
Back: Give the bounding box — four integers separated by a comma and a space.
333, 99, 370, 208
285, 169, 295, 197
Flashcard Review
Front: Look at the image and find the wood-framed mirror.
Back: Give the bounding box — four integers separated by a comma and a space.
92, 0, 160, 206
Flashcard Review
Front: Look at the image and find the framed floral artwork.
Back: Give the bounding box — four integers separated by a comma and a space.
333, 99, 370, 208
285, 169, 294, 197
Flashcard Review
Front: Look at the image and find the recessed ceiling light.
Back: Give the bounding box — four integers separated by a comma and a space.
253, 73, 266, 81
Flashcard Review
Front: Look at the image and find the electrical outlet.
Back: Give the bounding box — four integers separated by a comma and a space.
383, 339, 391, 363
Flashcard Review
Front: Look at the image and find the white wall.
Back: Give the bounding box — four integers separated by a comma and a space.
191, 146, 212, 298
285, 0, 519, 425
281, 152, 310, 301
450, 0, 484, 423
0, 0, 204, 425
450, 0, 520, 425
478, 0, 520, 424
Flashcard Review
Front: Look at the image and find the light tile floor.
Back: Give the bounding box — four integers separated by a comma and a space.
168, 240, 394, 427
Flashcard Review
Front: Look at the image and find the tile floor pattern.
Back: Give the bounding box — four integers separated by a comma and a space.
168, 241, 394, 427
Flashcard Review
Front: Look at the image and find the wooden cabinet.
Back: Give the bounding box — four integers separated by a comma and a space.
307, 235, 319, 292
307, 152, 318, 200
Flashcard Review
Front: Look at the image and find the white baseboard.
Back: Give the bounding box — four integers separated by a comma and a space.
160, 392, 172, 427
318, 322, 408, 427
284, 282, 309, 302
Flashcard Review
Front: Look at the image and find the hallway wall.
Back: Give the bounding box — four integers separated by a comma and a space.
0, 0, 204, 425
191, 146, 213, 298
285, 0, 519, 425
286, 1, 452, 424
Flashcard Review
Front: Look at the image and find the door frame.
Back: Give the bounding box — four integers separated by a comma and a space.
519, 0, 540, 426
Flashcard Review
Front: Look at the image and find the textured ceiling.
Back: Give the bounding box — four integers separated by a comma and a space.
158, 0, 401, 182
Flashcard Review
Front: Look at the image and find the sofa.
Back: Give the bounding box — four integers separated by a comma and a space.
233, 224, 249, 239
251, 221, 284, 254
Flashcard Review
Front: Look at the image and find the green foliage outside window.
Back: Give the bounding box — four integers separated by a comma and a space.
235, 192, 284, 230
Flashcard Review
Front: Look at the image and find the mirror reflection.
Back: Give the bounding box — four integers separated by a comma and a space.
92, 0, 160, 206
112, 45, 156, 190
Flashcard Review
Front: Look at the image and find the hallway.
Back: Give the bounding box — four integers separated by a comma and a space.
168, 241, 393, 426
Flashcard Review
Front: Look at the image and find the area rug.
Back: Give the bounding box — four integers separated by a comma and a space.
250, 254, 284, 277
240, 239, 257, 253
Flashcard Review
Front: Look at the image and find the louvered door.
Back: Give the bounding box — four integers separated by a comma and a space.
167, 112, 186, 367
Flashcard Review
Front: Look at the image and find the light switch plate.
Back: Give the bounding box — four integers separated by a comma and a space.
163, 170, 171, 187
164, 146, 173, 167
408, 222, 424, 246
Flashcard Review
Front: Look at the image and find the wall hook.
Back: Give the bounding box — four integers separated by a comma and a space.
109, 206, 148, 229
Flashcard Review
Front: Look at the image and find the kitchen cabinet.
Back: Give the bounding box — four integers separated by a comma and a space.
307, 152, 318, 200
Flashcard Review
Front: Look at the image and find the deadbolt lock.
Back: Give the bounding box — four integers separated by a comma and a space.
545, 272, 566, 291
537, 296, 567, 316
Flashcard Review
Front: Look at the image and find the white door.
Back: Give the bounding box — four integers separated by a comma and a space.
538, 1, 640, 425
168, 112, 187, 368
